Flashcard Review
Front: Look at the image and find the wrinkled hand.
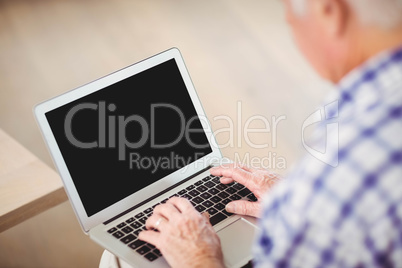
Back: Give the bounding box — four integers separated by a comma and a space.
139, 197, 225, 268
210, 163, 281, 218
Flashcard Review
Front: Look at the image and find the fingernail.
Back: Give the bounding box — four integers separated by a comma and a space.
226, 203, 235, 213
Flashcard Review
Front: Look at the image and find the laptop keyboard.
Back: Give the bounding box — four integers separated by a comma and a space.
106, 175, 257, 262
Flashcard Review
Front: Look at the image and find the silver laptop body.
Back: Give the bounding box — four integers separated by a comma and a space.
35, 48, 258, 268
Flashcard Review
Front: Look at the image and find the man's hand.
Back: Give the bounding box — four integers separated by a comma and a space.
210, 163, 281, 218
139, 197, 225, 268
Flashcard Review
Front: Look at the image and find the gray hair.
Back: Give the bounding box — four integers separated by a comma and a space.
291, 0, 402, 29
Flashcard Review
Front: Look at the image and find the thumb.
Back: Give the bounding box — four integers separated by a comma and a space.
226, 200, 261, 218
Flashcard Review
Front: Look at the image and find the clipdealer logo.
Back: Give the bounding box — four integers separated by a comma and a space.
62, 100, 291, 171
63, 101, 209, 162
301, 100, 339, 167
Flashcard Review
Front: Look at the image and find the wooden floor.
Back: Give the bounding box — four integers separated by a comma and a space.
0, 0, 332, 267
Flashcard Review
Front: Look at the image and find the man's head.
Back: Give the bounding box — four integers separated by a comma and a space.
283, 0, 402, 83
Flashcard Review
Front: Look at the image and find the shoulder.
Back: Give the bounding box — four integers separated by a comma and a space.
255, 94, 402, 267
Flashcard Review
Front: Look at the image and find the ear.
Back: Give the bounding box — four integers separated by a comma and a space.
311, 0, 349, 38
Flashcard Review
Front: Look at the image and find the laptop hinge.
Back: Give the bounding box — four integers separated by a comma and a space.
103, 165, 213, 225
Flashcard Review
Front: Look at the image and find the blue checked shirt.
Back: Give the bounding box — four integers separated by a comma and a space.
253, 46, 402, 268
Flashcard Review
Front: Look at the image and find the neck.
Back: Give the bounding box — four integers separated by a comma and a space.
333, 24, 402, 83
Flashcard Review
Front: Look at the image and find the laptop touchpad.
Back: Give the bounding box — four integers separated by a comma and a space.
217, 218, 257, 267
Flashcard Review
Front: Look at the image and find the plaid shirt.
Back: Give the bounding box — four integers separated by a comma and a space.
254, 46, 402, 268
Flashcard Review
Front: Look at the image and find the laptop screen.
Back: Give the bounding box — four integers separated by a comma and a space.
45, 59, 212, 217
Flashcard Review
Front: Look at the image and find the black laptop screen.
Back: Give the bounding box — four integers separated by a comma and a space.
45, 59, 212, 217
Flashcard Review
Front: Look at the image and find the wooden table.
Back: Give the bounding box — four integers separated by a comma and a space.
0, 129, 67, 232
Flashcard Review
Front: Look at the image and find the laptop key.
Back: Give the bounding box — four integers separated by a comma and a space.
221, 198, 231, 205
107, 227, 117, 233
233, 183, 245, 191
126, 217, 135, 224
229, 194, 241, 201
202, 200, 214, 208
202, 176, 212, 182
200, 192, 212, 199
192, 196, 204, 204
225, 187, 236, 195
196, 185, 208, 192
218, 192, 229, 199
238, 188, 252, 197
130, 221, 142, 229
147, 243, 156, 249
194, 180, 203, 186
208, 188, 219, 195
113, 231, 124, 239
120, 234, 136, 244
161, 198, 168, 204
122, 226, 133, 234
204, 181, 216, 188
207, 207, 218, 215
195, 204, 206, 213
134, 229, 142, 236
222, 210, 234, 217
139, 217, 147, 224
128, 239, 145, 250
144, 252, 158, 262
186, 185, 195, 191
181, 193, 192, 200
212, 177, 221, 183
209, 212, 227, 226
178, 189, 187, 195
188, 190, 200, 197
153, 249, 162, 257
135, 212, 144, 219
215, 184, 227, 191
144, 207, 153, 214
214, 203, 225, 211
116, 222, 126, 228
247, 193, 258, 202
137, 245, 151, 255
210, 196, 222, 203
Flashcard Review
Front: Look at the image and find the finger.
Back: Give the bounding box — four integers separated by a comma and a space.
233, 163, 255, 173
211, 163, 255, 185
210, 163, 235, 177
225, 200, 261, 218
210, 163, 254, 175
211, 166, 256, 190
153, 202, 181, 220
167, 197, 195, 214
138, 230, 161, 248
202, 212, 211, 226
209, 163, 231, 174
145, 214, 168, 231
220, 176, 235, 184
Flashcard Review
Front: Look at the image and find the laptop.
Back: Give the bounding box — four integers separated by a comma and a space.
34, 48, 259, 268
